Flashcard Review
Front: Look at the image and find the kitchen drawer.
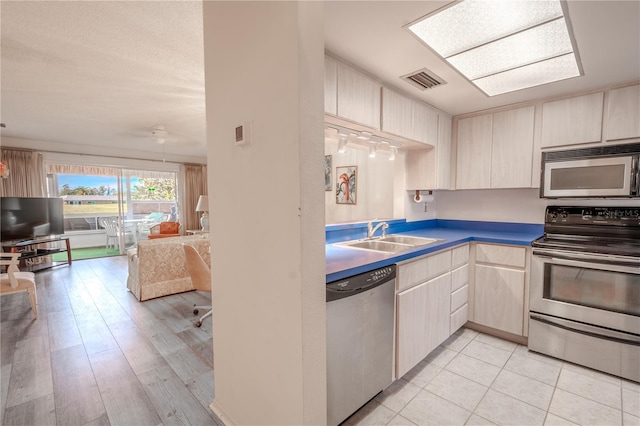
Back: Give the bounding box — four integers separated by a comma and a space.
451, 284, 468, 312
398, 250, 452, 292
451, 244, 469, 269
451, 264, 468, 292
476, 243, 526, 268
450, 303, 468, 335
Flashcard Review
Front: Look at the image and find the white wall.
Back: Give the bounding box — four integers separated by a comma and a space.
435, 187, 640, 224
324, 140, 405, 223
436, 188, 546, 223
203, 2, 326, 425
404, 190, 437, 222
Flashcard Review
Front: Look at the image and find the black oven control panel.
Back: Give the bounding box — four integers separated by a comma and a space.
546, 207, 640, 226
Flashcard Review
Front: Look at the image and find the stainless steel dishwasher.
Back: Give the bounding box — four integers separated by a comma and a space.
326, 265, 396, 426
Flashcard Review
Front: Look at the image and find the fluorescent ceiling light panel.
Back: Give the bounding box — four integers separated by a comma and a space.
474, 53, 580, 96
407, 0, 581, 96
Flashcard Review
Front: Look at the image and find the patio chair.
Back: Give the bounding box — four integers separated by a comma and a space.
98, 217, 134, 250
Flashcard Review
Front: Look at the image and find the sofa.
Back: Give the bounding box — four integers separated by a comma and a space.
126, 234, 210, 301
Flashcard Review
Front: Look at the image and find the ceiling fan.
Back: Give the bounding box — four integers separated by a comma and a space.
151, 125, 169, 144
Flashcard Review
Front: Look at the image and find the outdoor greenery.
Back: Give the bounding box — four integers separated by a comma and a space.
60, 178, 174, 199
133, 178, 175, 200
60, 184, 116, 196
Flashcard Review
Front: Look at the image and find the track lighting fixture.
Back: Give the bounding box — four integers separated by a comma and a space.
389, 146, 397, 161
369, 143, 377, 158
358, 131, 372, 141
337, 134, 348, 153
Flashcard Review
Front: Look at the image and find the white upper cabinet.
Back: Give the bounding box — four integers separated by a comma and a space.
491, 106, 535, 188
605, 84, 640, 141
381, 87, 438, 145
336, 62, 381, 129
455, 114, 493, 189
413, 101, 439, 146
541, 92, 604, 148
381, 87, 413, 139
455, 106, 535, 190
324, 56, 338, 116
436, 114, 453, 190
405, 113, 453, 190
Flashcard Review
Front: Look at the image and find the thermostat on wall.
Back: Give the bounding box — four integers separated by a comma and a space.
235, 122, 252, 147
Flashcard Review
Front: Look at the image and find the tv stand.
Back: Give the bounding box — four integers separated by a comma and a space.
2, 236, 71, 272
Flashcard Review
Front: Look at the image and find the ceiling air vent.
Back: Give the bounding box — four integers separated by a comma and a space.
401, 69, 446, 91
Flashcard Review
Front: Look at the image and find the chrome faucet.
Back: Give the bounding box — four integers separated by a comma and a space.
367, 221, 389, 239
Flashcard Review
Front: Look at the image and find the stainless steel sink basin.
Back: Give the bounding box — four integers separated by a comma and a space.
340, 240, 413, 253
378, 235, 442, 246
335, 235, 442, 253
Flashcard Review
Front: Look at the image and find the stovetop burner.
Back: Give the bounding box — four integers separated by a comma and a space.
533, 235, 640, 258
534, 206, 640, 258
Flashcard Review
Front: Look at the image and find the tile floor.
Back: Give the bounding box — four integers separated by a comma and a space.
344, 329, 640, 426
2, 256, 639, 426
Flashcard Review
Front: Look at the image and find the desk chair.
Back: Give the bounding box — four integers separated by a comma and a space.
1, 253, 37, 319
182, 244, 212, 327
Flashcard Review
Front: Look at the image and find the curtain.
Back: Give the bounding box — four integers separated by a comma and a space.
46, 163, 175, 180
0, 148, 46, 197
183, 164, 208, 231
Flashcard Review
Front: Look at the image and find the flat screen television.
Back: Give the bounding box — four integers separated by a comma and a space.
1, 197, 64, 243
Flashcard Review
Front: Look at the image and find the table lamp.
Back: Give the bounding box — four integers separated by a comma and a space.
195, 195, 209, 231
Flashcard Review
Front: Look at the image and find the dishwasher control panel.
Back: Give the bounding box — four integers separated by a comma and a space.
326, 265, 396, 302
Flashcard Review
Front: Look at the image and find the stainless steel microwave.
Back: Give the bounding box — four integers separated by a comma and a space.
540, 143, 640, 198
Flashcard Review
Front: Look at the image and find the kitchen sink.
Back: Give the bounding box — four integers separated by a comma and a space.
340, 240, 413, 253
378, 235, 442, 246
336, 235, 443, 253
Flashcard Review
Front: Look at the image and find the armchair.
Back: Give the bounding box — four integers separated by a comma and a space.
148, 221, 181, 239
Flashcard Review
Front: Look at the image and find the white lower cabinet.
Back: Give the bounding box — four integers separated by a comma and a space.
397, 273, 451, 378
395, 244, 469, 378
474, 265, 525, 335
471, 243, 529, 337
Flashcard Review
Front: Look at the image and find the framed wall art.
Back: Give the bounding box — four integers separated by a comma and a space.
336, 165, 357, 205
325, 155, 332, 191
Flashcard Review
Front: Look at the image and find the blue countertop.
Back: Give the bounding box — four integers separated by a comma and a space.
325, 219, 543, 283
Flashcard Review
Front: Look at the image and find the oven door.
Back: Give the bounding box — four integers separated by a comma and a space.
530, 249, 640, 381
530, 248, 640, 335
529, 249, 640, 337
541, 155, 637, 198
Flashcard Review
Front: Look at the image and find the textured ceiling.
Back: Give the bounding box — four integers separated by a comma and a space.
1, 1, 639, 161
1, 1, 206, 161
324, 1, 640, 116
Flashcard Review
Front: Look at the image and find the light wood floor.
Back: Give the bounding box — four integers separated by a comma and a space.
1, 255, 224, 426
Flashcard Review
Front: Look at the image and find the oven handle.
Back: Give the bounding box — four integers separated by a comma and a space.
632, 155, 639, 196
530, 313, 640, 346
533, 249, 640, 271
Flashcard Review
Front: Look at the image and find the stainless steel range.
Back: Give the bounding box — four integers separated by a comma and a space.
529, 206, 640, 382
